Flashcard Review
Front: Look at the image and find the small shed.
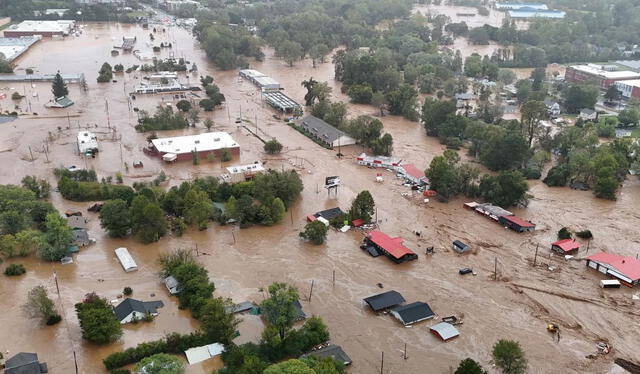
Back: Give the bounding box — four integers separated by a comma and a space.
551, 239, 580, 255
225, 301, 255, 314
390, 302, 435, 326
430, 322, 460, 341
452, 240, 470, 253
115, 247, 138, 272
184, 343, 225, 365
72, 229, 91, 246
363, 290, 405, 312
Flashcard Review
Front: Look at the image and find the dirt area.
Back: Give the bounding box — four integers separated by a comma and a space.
0, 22, 639, 374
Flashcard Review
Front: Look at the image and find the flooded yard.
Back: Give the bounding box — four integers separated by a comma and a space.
0, 22, 639, 374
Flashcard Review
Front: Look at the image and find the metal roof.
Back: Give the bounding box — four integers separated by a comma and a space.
263, 91, 300, 111
301, 345, 353, 366
299, 115, 347, 144
430, 322, 460, 341
151, 132, 239, 155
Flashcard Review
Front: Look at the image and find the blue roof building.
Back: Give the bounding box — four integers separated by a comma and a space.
496, 2, 548, 10
508, 8, 566, 18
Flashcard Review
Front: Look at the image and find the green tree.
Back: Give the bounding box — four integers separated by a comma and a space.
309, 43, 331, 67
371, 92, 387, 116
51, 72, 69, 98
421, 98, 456, 136
260, 282, 299, 340
204, 118, 214, 131
183, 188, 213, 230
349, 190, 375, 223
301, 78, 318, 106
130, 196, 167, 244
479, 171, 529, 208
492, 339, 528, 374
134, 353, 185, 374
176, 100, 192, 112
264, 139, 283, 154
221, 149, 233, 162
199, 99, 216, 111
562, 85, 598, 114
604, 85, 622, 103
455, 358, 488, 374
264, 359, 315, 374
269, 198, 286, 223
21, 176, 50, 199
22, 285, 61, 325
618, 107, 640, 126
299, 221, 328, 245
199, 298, 239, 344
280, 40, 304, 67
99, 199, 131, 238
425, 150, 461, 201
520, 100, 548, 148
38, 213, 73, 261
75, 293, 123, 344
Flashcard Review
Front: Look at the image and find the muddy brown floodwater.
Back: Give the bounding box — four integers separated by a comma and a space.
1, 21, 639, 374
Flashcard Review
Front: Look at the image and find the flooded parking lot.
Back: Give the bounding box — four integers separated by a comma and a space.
1, 22, 639, 374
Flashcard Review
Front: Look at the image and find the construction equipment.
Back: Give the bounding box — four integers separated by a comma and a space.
547, 323, 559, 333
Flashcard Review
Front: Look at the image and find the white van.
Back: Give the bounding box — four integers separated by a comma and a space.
600, 279, 621, 288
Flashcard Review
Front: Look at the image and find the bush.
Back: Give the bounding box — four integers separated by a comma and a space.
520, 168, 541, 180
492, 339, 527, 374
46, 314, 62, 325
176, 100, 192, 112
299, 221, 328, 245
5, 263, 26, 276
444, 136, 463, 149
123, 287, 133, 296
264, 139, 283, 154
11, 92, 22, 100
558, 227, 572, 240
220, 149, 232, 162
199, 99, 216, 111
109, 369, 131, 374
576, 230, 593, 239
543, 164, 569, 186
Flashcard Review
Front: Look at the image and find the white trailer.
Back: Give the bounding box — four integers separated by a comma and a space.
115, 247, 138, 272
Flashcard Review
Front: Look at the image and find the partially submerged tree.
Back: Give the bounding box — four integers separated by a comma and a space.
492, 339, 528, 374
349, 190, 375, 223
264, 139, 283, 154
260, 283, 299, 340
299, 220, 328, 245
22, 285, 61, 325
51, 72, 69, 99
75, 292, 123, 344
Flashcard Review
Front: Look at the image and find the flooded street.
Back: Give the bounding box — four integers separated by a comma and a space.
1, 22, 639, 374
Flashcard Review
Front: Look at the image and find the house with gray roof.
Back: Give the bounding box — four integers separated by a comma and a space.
298, 115, 357, 148
4, 352, 48, 374
113, 298, 164, 324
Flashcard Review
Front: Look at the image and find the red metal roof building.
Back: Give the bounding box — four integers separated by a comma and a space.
498, 215, 536, 232
365, 231, 418, 263
586, 253, 640, 286
400, 164, 429, 185
551, 239, 581, 255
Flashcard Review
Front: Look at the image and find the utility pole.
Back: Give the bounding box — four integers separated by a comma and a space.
494, 257, 498, 281
332, 269, 335, 287
308, 280, 314, 303
53, 270, 60, 296
380, 351, 384, 374
105, 99, 111, 129
403, 343, 407, 360
73, 351, 79, 374
28, 146, 34, 161
533, 244, 539, 266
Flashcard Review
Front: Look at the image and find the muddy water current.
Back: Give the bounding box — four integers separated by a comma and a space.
0, 22, 639, 374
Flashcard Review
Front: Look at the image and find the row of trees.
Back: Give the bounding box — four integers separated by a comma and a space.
0, 0, 146, 23
95, 170, 303, 243
0, 183, 73, 263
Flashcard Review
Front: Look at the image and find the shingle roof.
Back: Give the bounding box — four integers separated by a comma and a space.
299, 115, 347, 144
363, 290, 405, 312
391, 301, 435, 325
113, 298, 164, 321
5, 353, 47, 374
301, 345, 353, 365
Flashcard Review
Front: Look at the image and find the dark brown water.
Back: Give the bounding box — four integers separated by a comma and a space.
1, 22, 639, 374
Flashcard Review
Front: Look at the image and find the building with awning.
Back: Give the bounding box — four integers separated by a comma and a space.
586, 253, 640, 286
364, 230, 418, 263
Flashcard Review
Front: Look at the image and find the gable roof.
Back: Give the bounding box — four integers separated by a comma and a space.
5, 353, 47, 374
401, 164, 427, 181
500, 215, 535, 228
363, 290, 405, 312
72, 229, 89, 244
391, 301, 435, 325
430, 322, 460, 341
299, 115, 348, 144
586, 253, 640, 281
164, 275, 180, 294
67, 215, 88, 229
113, 298, 164, 321
366, 231, 416, 260
301, 345, 352, 366
551, 239, 580, 252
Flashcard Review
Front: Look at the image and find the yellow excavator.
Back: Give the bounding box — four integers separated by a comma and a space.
547, 323, 559, 333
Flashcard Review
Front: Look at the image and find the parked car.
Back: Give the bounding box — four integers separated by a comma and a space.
458, 268, 473, 275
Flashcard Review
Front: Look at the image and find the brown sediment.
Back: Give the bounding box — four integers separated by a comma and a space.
0, 20, 638, 374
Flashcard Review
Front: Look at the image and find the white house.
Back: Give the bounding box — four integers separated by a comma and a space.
77, 131, 98, 155
298, 115, 357, 148
579, 108, 597, 121
113, 298, 164, 324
